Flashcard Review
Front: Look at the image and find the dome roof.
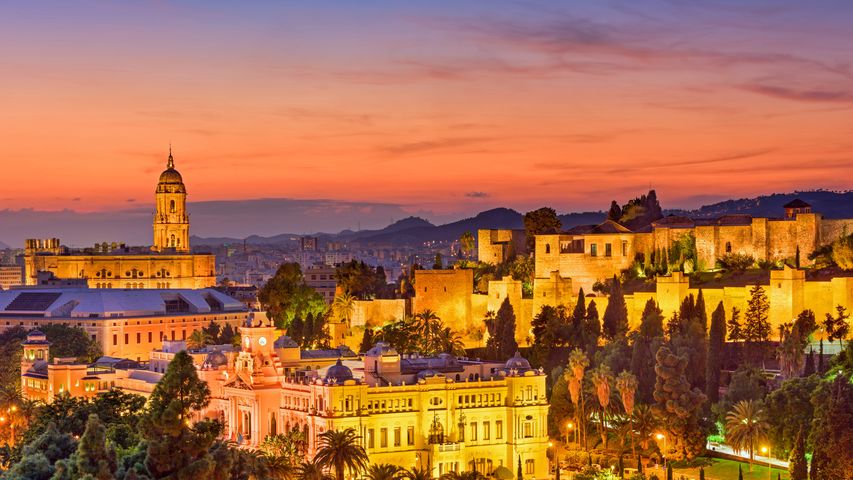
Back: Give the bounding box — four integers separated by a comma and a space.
203, 351, 228, 369
158, 168, 184, 185
274, 336, 299, 349
325, 359, 353, 383
156, 150, 186, 192
505, 351, 531, 371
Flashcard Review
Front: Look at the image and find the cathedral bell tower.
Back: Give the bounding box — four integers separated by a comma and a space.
152, 147, 190, 252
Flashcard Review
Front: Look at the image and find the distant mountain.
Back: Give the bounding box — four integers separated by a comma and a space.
188, 190, 853, 249
666, 190, 853, 219
0, 240, 9, 250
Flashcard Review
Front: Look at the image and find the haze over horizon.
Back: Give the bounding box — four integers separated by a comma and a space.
2, 0, 853, 244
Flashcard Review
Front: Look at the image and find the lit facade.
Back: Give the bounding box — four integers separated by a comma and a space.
21, 323, 550, 479
22, 150, 215, 289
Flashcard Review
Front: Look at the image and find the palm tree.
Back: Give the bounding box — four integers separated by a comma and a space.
315, 428, 369, 480
589, 364, 614, 448
632, 404, 657, 450
403, 466, 432, 480
297, 458, 332, 480
615, 370, 639, 455
365, 464, 404, 480
566, 348, 590, 449
186, 329, 212, 349
725, 400, 769, 471
332, 293, 357, 326
438, 327, 466, 356
459, 231, 475, 259
440, 471, 485, 480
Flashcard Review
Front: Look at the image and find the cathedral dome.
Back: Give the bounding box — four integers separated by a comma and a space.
505, 351, 531, 371
156, 150, 186, 192
158, 167, 184, 185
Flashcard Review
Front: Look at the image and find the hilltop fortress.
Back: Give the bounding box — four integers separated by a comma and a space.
345, 200, 853, 347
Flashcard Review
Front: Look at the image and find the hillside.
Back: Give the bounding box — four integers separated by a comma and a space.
666, 190, 853, 219
190, 190, 852, 248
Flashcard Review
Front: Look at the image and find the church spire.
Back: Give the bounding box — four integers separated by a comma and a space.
167, 144, 174, 169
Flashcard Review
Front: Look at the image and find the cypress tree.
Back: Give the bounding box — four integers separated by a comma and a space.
803, 348, 815, 376
571, 288, 587, 343
639, 299, 664, 338
661, 248, 670, 275
486, 298, 518, 360
359, 328, 374, 354
706, 302, 726, 403
818, 339, 824, 373
290, 315, 304, 345
602, 276, 628, 340
695, 289, 708, 332
140, 351, 217, 479
789, 427, 807, 480
678, 294, 695, 325
584, 300, 601, 355
637, 456, 642, 473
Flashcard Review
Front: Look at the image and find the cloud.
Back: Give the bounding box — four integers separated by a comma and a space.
378, 137, 493, 156
465, 191, 489, 198
738, 84, 853, 103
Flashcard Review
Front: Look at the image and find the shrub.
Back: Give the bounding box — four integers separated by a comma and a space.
717, 253, 755, 271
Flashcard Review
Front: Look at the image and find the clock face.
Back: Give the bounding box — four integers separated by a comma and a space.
258, 337, 267, 346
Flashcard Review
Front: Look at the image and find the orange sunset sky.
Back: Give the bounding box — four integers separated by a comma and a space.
1, 1, 852, 230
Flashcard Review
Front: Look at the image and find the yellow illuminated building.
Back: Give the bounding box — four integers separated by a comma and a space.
22, 150, 215, 289
21, 322, 550, 479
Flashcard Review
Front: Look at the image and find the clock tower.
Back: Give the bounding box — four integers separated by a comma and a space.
235, 319, 282, 385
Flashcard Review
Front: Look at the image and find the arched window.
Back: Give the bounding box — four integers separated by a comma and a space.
169, 199, 176, 213
170, 234, 176, 247
725, 241, 732, 253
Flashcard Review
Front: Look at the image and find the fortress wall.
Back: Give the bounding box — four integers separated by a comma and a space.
534, 234, 563, 278
351, 299, 406, 329
532, 273, 573, 317
413, 269, 473, 332
820, 218, 853, 245
694, 225, 718, 272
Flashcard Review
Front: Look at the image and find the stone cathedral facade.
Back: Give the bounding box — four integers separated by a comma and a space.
23, 150, 215, 289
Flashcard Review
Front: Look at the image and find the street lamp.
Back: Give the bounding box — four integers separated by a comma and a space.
656, 433, 667, 471
761, 446, 771, 480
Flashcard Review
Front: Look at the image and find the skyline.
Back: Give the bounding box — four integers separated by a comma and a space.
2, 1, 853, 224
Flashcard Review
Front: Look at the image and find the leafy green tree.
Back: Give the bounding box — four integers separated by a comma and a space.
523, 207, 562, 252
358, 328, 374, 354
652, 347, 707, 460
602, 276, 628, 340
53, 414, 118, 480
485, 298, 518, 361
38, 324, 102, 363
335, 260, 390, 300
706, 302, 726, 403
314, 428, 368, 480
259, 263, 327, 328
140, 351, 218, 479
823, 305, 850, 351
3, 422, 77, 480
290, 316, 304, 346
547, 367, 574, 437
808, 374, 853, 478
